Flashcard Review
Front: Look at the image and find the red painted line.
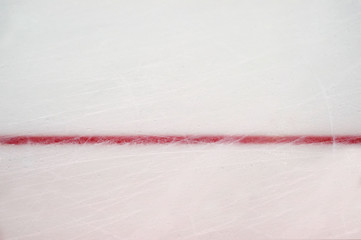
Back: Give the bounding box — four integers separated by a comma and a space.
0, 135, 361, 145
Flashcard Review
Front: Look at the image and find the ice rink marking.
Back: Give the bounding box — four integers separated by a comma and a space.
1, 135, 361, 145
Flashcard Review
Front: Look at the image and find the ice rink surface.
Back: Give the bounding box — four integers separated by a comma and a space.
1, 0, 361, 239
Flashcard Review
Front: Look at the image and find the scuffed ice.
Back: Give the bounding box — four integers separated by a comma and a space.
1, 0, 361, 239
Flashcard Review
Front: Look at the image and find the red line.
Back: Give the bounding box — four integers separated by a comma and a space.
0, 135, 361, 145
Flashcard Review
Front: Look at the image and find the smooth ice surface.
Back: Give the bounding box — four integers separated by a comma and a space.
1, 0, 361, 239
1, 0, 361, 135
1, 145, 361, 239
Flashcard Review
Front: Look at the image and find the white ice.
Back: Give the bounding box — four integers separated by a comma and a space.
1, 0, 361, 239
